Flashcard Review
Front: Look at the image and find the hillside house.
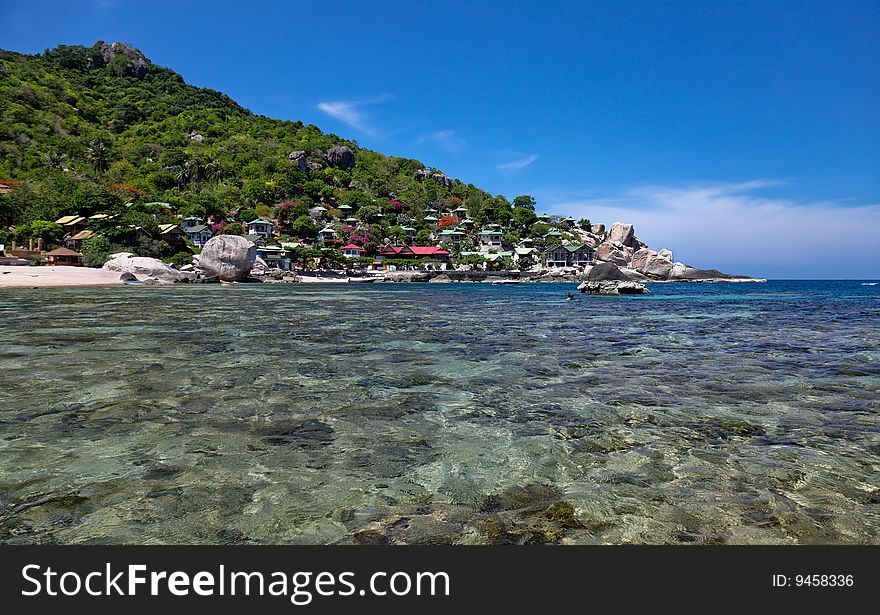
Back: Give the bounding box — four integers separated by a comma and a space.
341, 244, 365, 258
479, 230, 503, 251
185, 224, 213, 248
158, 224, 186, 248
247, 218, 274, 239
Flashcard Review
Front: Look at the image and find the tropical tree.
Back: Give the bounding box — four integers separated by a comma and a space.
85, 139, 111, 175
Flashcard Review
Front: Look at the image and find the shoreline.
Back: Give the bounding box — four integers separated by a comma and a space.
0, 265, 124, 288
0, 264, 770, 289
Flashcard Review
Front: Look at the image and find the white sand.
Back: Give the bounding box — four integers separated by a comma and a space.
0, 265, 124, 288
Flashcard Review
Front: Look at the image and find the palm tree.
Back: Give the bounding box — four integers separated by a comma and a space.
85, 140, 111, 175
204, 159, 222, 184
43, 151, 66, 170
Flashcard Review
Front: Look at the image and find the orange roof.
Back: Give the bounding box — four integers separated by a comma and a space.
45, 247, 82, 257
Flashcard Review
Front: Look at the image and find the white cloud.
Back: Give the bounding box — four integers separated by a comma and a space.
497, 153, 538, 173
316, 94, 391, 137
540, 181, 880, 279
417, 130, 466, 154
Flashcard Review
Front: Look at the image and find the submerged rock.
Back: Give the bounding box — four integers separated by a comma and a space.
197, 235, 257, 281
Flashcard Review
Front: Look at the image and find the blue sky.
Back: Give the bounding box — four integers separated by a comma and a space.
4, 0, 879, 277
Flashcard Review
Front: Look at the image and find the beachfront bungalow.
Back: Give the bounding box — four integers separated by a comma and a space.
341, 244, 366, 258
379, 245, 450, 266
401, 226, 417, 238
247, 218, 275, 239
423, 215, 439, 228
158, 224, 186, 249
185, 224, 213, 248
513, 247, 538, 264
544, 245, 569, 268
45, 247, 83, 266
543, 244, 594, 268
256, 245, 289, 269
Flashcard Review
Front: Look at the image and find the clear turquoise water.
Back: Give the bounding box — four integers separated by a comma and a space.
0, 280, 878, 544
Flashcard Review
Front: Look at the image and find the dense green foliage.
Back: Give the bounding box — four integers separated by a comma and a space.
0, 42, 506, 242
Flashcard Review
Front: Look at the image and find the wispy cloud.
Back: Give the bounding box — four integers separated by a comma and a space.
497, 153, 539, 173
316, 94, 391, 137
417, 130, 466, 155
540, 180, 880, 279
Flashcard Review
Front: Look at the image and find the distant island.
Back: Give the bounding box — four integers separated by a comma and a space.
0, 42, 760, 287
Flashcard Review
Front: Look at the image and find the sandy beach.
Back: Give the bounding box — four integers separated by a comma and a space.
0, 265, 124, 288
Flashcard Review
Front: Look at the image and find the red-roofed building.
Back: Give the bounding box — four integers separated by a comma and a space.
378, 245, 449, 265
341, 244, 365, 258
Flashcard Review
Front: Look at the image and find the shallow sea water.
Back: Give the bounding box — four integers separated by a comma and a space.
0, 280, 878, 544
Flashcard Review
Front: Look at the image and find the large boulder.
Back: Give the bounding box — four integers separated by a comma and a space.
657, 248, 673, 261
586, 262, 631, 282
288, 150, 308, 172
324, 146, 356, 170
608, 222, 635, 246
595, 243, 630, 266
577, 280, 650, 295
631, 248, 655, 271
642, 256, 674, 278
197, 235, 257, 281
415, 168, 453, 187
591, 224, 606, 235
630, 248, 674, 278
103, 254, 185, 281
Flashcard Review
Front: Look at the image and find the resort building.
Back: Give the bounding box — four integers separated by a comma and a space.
437, 229, 466, 244
317, 227, 337, 243
45, 247, 83, 266
479, 229, 503, 251
246, 217, 275, 239
180, 216, 204, 232
341, 244, 366, 258
185, 224, 213, 248
55, 215, 88, 236
65, 230, 95, 251
543, 244, 595, 268
379, 245, 450, 266
255, 245, 290, 270
158, 224, 186, 248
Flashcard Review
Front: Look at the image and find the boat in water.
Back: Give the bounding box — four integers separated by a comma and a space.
347, 277, 376, 284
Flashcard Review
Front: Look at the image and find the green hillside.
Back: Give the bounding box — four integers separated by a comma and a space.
1, 42, 566, 260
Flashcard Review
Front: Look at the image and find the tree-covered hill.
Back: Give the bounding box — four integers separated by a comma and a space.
1, 41, 540, 251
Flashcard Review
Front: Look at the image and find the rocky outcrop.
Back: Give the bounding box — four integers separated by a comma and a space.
608, 222, 635, 246
577, 280, 650, 295
586, 262, 632, 282
103, 254, 188, 281
189, 131, 204, 143
288, 150, 308, 172
657, 248, 673, 261
595, 243, 630, 267
631, 248, 674, 278
415, 168, 453, 187
591, 224, 605, 235
381, 271, 432, 282
197, 235, 257, 281
324, 146, 356, 170
97, 42, 148, 78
